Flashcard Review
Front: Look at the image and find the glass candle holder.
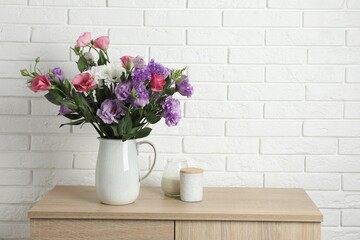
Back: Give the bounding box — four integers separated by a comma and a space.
161, 159, 188, 197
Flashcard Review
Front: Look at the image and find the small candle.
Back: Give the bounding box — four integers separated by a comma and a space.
161, 176, 180, 196
180, 168, 204, 202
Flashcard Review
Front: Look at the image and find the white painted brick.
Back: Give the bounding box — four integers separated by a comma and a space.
185, 102, 262, 119
110, 28, 184, 45
226, 120, 302, 137
0, 187, 49, 203
322, 227, 360, 240
264, 103, 343, 119
223, 11, 299, 27
0, 135, 29, 151
0, 116, 68, 133
308, 191, 360, 208
261, 138, 337, 154
228, 84, 304, 101
69, 9, 143, 26
307, 85, 360, 101
307, 156, 360, 173
227, 155, 304, 172
0, 98, 29, 115
151, 119, 224, 136
188, 65, 264, 83
139, 136, 182, 153
343, 174, 360, 190
187, 29, 264, 46
0, 205, 30, 221
31, 136, 98, 152
145, 10, 221, 27
73, 153, 97, 169
268, 0, 344, 9
348, 0, 360, 8
32, 27, 107, 43
0, 7, 66, 24
0, 152, 73, 168
0, 0, 26, 4
153, 154, 225, 171
109, 0, 185, 8
265, 173, 340, 190
0, 25, 29, 42
188, 0, 265, 9
31, 61, 79, 80
71, 122, 99, 135
304, 12, 360, 28
150, 47, 226, 63
29, 0, 106, 6
343, 210, 360, 226
340, 139, 360, 154
309, 48, 360, 65
347, 31, 360, 46
0, 43, 69, 61
97, 46, 148, 62
184, 137, 259, 154
0, 61, 30, 78
0, 170, 31, 185
204, 172, 263, 187
33, 169, 95, 186
189, 83, 227, 100
345, 103, 360, 118
266, 30, 344, 46
0, 79, 37, 97
0, 223, 29, 239
229, 48, 305, 64
321, 209, 340, 226
31, 99, 59, 116
346, 67, 360, 82
266, 66, 344, 83
304, 121, 360, 137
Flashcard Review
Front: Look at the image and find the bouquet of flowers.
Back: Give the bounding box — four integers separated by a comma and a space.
20, 32, 193, 140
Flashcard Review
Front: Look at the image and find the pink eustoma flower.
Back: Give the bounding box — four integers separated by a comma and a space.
76, 32, 92, 47
120, 55, 134, 68
31, 75, 51, 92
93, 36, 110, 50
150, 73, 166, 92
72, 72, 96, 92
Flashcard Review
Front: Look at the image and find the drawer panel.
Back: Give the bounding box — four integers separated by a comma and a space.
31, 219, 174, 240
175, 221, 320, 240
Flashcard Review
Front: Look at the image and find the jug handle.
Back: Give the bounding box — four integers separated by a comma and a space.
136, 141, 157, 181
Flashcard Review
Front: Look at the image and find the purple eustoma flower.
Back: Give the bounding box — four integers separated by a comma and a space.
59, 105, 74, 115
115, 81, 132, 102
131, 66, 151, 83
176, 75, 193, 98
133, 56, 145, 69
148, 59, 170, 77
47, 67, 65, 82
132, 83, 149, 107
161, 96, 181, 126
96, 99, 125, 124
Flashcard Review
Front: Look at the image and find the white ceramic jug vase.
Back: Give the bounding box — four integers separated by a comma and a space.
95, 138, 156, 205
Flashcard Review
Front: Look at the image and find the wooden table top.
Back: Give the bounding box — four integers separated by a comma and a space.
28, 186, 322, 222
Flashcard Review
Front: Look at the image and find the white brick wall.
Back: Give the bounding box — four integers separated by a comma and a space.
0, 0, 359, 239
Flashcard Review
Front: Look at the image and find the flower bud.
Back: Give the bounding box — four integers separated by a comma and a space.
84, 52, 94, 61
20, 69, 30, 77
35, 57, 40, 63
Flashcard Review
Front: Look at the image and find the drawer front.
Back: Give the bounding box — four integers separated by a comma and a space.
31, 219, 174, 240
175, 221, 320, 240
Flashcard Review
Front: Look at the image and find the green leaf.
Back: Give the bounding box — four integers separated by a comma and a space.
60, 118, 85, 128
134, 127, 152, 139
122, 114, 133, 134
63, 114, 82, 120
164, 87, 176, 96
44, 92, 61, 106
97, 51, 107, 66
77, 55, 88, 72
145, 113, 161, 124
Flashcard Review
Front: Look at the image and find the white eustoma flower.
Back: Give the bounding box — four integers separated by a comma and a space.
90, 63, 124, 84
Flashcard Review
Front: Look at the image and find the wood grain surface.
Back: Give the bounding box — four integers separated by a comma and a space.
28, 186, 322, 222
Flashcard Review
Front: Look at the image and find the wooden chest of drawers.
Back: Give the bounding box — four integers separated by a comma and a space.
29, 186, 322, 240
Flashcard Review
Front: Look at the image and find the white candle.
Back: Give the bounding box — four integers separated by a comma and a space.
161, 176, 180, 196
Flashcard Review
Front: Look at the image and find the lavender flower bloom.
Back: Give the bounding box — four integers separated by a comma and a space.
148, 59, 170, 77
176, 75, 193, 98
161, 96, 181, 126
132, 83, 149, 107
115, 81, 132, 102
133, 56, 145, 69
132, 66, 151, 83
59, 105, 74, 115
96, 99, 125, 124
52, 67, 65, 81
